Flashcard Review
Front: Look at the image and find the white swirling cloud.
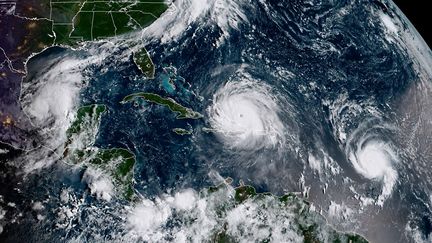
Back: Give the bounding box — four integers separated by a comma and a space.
207, 77, 285, 150
347, 125, 399, 206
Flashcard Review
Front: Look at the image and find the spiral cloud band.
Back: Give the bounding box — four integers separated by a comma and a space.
208, 78, 285, 150
347, 128, 398, 205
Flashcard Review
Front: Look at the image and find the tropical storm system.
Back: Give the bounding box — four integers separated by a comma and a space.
0, 0, 431, 242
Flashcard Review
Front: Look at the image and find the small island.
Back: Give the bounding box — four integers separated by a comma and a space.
172, 128, 193, 135
121, 92, 203, 119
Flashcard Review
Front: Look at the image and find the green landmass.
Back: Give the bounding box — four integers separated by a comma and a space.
172, 128, 193, 135
6, 0, 169, 77
66, 104, 106, 138
63, 104, 136, 200
49, 0, 168, 44
122, 92, 203, 119
133, 49, 156, 79
69, 0, 166, 41
63, 104, 106, 156
207, 183, 368, 243
87, 148, 136, 200
233, 185, 257, 203
55, 0, 168, 78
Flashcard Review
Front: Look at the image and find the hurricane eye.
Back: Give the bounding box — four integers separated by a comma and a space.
207, 79, 284, 150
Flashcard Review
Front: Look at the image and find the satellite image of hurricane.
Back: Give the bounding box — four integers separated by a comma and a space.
0, 0, 431, 242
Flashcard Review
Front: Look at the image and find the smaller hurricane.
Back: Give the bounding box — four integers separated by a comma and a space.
208, 78, 284, 150
347, 127, 398, 205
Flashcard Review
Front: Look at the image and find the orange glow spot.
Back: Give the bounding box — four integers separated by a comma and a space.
38, 43, 46, 49
2, 116, 14, 127
28, 22, 37, 29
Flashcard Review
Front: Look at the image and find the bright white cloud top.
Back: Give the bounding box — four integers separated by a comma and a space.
207, 76, 285, 150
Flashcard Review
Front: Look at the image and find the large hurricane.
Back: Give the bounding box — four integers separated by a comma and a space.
208, 73, 285, 150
